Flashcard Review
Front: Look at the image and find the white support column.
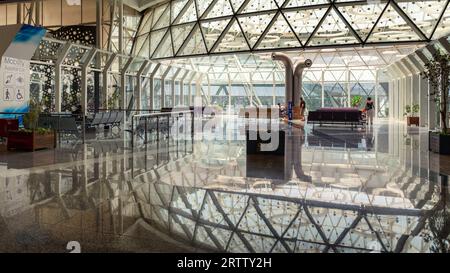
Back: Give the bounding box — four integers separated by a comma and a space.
272, 72, 276, 106
161, 67, 171, 108
429, 81, 438, 129
419, 76, 428, 127
321, 70, 325, 107
188, 72, 196, 106
136, 60, 149, 110
228, 73, 232, 112
96, 0, 103, 50
54, 42, 72, 113
179, 70, 189, 106
81, 49, 98, 116
81, 48, 98, 143
172, 68, 181, 106
401, 78, 405, 121
347, 69, 351, 107
412, 74, 419, 105
375, 70, 379, 120
389, 80, 393, 121
118, 0, 123, 55
249, 73, 254, 106
188, 79, 192, 107
207, 75, 211, 105
149, 75, 154, 109
405, 75, 411, 116
149, 63, 160, 109
102, 53, 117, 109
120, 57, 134, 110
394, 79, 398, 120
196, 74, 203, 99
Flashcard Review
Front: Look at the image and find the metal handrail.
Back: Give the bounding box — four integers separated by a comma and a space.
132, 110, 193, 119
131, 110, 194, 149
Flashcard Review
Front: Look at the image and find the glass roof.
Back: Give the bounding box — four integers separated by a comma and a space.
155, 45, 420, 82
133, 0, 450, 60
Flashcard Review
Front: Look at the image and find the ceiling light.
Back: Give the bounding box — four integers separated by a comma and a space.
259, 54, 272, 60
65, 0, 81, 5
221, 41, 246, 49
321, 48, 336, 52
358, 56, 379, 61
315, 30, 348, 38
260, 35, 280, 44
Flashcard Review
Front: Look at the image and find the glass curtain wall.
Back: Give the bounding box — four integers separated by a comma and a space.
202, 68, 387, 117
154, 78, 162, 109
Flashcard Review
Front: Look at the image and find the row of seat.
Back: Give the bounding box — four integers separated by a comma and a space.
88, 111, 124, 127
38, 115, 80, 138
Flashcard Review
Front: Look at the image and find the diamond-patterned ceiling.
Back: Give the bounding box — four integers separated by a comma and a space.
133, 0, 450, 60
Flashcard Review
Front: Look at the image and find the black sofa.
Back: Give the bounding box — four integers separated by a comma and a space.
307, 107, 364, 130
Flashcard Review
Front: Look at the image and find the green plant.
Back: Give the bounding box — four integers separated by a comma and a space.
404, 104, 420, 117
21, 98, 51, 134
351, 95, 362, 108
404, 104, 411, 116
412, 104, 420, 117
23, 98, 41, 130
18, 128, 51, 134
422, 52, 450, 134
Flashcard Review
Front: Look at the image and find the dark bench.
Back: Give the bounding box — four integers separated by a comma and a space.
307, 108, 364, 130
87, 111, 124, 129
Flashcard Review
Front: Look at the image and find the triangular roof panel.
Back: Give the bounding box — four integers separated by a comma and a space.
366, 3, 421, 43
337, 2, 388, 41
213, 19, 250, 53
200, 18, 233, 51
238, 12, 277, 48
307, 8, 359, 46
255, 12, 302, 49
283, 7, 328, 45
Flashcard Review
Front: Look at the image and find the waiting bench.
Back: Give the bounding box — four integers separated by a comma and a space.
88, 111, 124, 129
307, 108, 364, 130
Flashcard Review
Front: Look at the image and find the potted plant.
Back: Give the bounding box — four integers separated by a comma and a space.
351, 95, 362, 108
7, 99, 56, 151
404, 104, 420, 126
422, 52, 450, 155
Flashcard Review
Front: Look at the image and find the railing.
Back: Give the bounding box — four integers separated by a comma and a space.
130, 110, 194, 149
0, 112, 27, 119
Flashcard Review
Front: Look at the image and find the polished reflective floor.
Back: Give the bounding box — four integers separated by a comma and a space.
0, 116, 449, 253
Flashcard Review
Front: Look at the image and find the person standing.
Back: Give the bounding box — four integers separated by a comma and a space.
299, 97, 306, 121
365, 97, 374, 127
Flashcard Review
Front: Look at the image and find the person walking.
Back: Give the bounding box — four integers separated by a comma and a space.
299, 97, 306, 121
365, 97, 374, 127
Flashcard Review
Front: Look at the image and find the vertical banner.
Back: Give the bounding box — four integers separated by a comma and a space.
0, 25, 46, 115
0, 57, 30, 113
288, 101, 293, 121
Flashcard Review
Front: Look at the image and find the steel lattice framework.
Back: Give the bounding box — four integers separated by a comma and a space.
133, 0, 450, 60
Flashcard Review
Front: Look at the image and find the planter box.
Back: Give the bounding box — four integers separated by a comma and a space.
0, 119, 19, 138
7, 130, 56, 151
429, 131, 450, 155
407, 116, 420, 126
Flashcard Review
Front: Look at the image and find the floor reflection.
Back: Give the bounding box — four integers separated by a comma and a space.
0, 117, 449, 253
